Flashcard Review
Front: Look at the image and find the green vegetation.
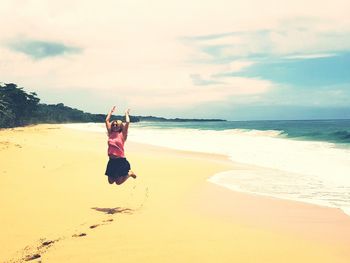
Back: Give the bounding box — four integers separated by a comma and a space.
0, 83, 139, 128
0, 82, 226, 128
0, 83, 40, 127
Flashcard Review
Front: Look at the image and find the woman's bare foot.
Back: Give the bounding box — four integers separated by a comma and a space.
128, 170, 137, 179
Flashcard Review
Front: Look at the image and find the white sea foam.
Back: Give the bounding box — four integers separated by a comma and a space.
62, 123, 106, 133
64, 123, 350, 216
208, 170, 350, 216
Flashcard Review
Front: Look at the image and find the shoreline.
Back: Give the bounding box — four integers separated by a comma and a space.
132, 141, 350, 218
208, 169, 350, 218
127, 135, 350, 219
64, 122, 350, 217
1, 124, 350, 262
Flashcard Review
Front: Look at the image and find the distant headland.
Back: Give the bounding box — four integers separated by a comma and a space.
135, 116, 226, 122
0, 82, 225, 128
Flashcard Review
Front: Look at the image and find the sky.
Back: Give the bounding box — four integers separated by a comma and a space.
1, 0, 350, 120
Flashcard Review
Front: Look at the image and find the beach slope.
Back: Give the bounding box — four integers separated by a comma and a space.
1, 125, 350, 262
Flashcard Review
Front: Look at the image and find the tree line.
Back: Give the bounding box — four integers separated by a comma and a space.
0, 83, 139, 128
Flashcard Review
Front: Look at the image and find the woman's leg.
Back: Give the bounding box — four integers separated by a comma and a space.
115, 175, 130, 185
115, 170, 137, 185
108, 177, 115, 184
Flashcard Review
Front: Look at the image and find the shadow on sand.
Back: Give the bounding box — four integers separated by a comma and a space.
91, 207, 134, 215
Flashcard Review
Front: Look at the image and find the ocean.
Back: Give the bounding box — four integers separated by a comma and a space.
64, 119, 350, 216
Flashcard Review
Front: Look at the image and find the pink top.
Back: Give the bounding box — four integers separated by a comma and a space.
107, 131, 125, 158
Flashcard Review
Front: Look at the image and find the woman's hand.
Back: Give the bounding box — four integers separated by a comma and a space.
123, 109, 130, 139
106, 106, 116, 133
125, 109, 130, 123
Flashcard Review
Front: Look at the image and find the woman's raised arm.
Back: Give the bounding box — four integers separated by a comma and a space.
105, 106, 116, 133
123, 109, 130, 140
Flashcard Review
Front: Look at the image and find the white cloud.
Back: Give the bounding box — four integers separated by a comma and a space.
227, 61, 255, 72
189, 25, 350, 61
285, 53, 337, 59
0, 0, 349, 113
125, 77, 273, 108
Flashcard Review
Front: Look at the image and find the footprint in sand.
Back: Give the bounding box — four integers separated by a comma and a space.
17, 239, 59, 262
11, 206, 134, 262
38, 239, 56, 248
72, 233, 87, 237
24, 253, 41, 261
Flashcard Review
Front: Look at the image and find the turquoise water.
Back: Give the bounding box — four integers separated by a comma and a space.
65, 121, 350, 216
133, 119, 350, 216
136, 119, 350, 146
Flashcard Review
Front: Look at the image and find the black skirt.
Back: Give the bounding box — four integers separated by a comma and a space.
105, 158, 131, 178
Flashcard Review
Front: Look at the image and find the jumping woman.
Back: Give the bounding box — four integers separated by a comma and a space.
105, 106, 136, 185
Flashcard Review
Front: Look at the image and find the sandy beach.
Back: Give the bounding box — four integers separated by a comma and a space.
1, 124, 350, 263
